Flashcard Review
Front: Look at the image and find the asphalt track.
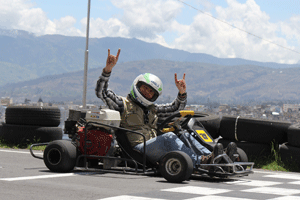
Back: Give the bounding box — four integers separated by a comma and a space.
1, 148, 300, 200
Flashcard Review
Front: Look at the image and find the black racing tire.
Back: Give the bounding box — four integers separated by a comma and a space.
158, 112, 220, 139
237, 147, 248, 169
237, 148, 248, 163
218, 138, 272, 160
279, 144, 300, 166
5, 106, 61, 127
0, 123, 3, 138
159, 151, 193, 183
220, 116, 290, 144
287, 124, 300, 148
44, 140, 77, 172
0, 123, 62, 144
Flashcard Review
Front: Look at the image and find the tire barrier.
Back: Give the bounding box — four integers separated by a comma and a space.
220, 116, 291, 144
5, 106, 61, 127
0, 123, 3, 139
158, 112, 220, 139
287, 124, 300, 148
218, 138, 272, 159
0, 123, 62, 144
279, 144, 300, 166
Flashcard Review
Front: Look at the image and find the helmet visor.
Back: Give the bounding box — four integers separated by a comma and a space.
137, 81, 159, 102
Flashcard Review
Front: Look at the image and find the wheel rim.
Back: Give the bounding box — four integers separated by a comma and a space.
165, 158, 182, 175
47, 148, 62, 165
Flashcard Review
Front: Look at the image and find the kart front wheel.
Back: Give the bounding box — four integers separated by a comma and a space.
159, 151, 193, 183
44, 140, 77, 172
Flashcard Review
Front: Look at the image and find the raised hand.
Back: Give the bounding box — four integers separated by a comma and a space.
104, 48, 121, 73
175, 73, 186, 94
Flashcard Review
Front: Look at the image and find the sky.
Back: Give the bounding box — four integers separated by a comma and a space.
1, 0, 299, 64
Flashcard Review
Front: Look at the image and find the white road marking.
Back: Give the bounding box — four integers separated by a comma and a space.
253, 170, 278, 174
186, 195, 254, 200
242, 187, 300, 196
0, 173, 76, 181
99, 196, 167, 200
0, 149, 43, 155
161, 186, 230, 195
267, 196, 300, 200
264, 174, 300, 180
289, 181, 300, 185
225, 179, 281, 187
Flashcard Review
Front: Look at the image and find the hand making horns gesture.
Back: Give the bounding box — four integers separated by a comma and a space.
175, 73, 186, 94
104, 48, 121, 73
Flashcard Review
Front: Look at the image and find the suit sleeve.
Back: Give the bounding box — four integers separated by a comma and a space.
155, 93, 187, 118
95, 69, 124, 113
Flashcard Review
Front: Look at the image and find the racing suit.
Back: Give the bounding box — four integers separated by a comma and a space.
95, 70, 211, 165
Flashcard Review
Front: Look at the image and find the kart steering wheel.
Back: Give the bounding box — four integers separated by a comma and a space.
157, 110, 195, 134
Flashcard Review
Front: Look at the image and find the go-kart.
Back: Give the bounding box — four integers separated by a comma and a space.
30, 109, 254, 183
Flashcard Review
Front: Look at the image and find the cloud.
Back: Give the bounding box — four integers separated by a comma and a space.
86, 17, 129, 38
0, 0, 82, 36
0, 0, 32, 30
280, 15, 300, 43
172, 0, 299, 64
110, 0, 182, 42
0, 0, 299, 64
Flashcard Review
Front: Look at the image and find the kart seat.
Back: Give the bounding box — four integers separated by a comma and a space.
115, 130, 157, 168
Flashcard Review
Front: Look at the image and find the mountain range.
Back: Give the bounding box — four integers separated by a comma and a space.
1, 28, 300, 104
1, 59, 300, 104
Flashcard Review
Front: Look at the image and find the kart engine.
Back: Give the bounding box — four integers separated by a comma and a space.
76, 127, 113, 157
64, 109, 121, 157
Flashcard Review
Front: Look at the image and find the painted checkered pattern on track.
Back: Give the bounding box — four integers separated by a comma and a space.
99, 171, 300, 200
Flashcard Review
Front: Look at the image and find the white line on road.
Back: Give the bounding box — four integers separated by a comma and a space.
264, 174, 300, 180
0, 149, 43, 155
162, 186, 231, 195
242, 187, 300, 196
99, 196, 167, 200
0, 172, 98, 182
0, 173, 76, 181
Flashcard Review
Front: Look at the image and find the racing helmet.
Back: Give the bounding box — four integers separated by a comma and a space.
130, 73, 163, 107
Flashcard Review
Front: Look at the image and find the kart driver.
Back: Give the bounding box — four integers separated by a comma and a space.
95, 48, 237, 167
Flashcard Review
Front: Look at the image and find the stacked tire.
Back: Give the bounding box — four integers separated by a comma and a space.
280, 123, 300, 166
218, 116, 291, 160
0, 106, 62, 144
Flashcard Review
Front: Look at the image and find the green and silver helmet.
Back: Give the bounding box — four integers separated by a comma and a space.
130, 73, 163, 107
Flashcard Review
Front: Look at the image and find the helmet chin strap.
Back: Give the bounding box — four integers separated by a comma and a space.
128, 94, 147, 109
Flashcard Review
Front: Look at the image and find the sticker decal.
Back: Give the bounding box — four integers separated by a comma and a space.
196, 130, 213, 142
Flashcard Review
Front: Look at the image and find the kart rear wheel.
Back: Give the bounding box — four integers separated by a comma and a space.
44, 140, 77, 172
159, 151, 193, 183
237, 147, 248, 170
237, 147, 248, 162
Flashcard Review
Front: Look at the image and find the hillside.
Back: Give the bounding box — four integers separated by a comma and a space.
1, 28, 300, 88
1, 60, 300, 104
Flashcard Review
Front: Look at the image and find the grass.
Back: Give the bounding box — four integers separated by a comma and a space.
0, 138, 46, 151
249, 141, 300, 173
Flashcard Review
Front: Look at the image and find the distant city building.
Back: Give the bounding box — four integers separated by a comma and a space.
1, 97, 13, 106
37, 97, 43, 106
283, 104, 300, 113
